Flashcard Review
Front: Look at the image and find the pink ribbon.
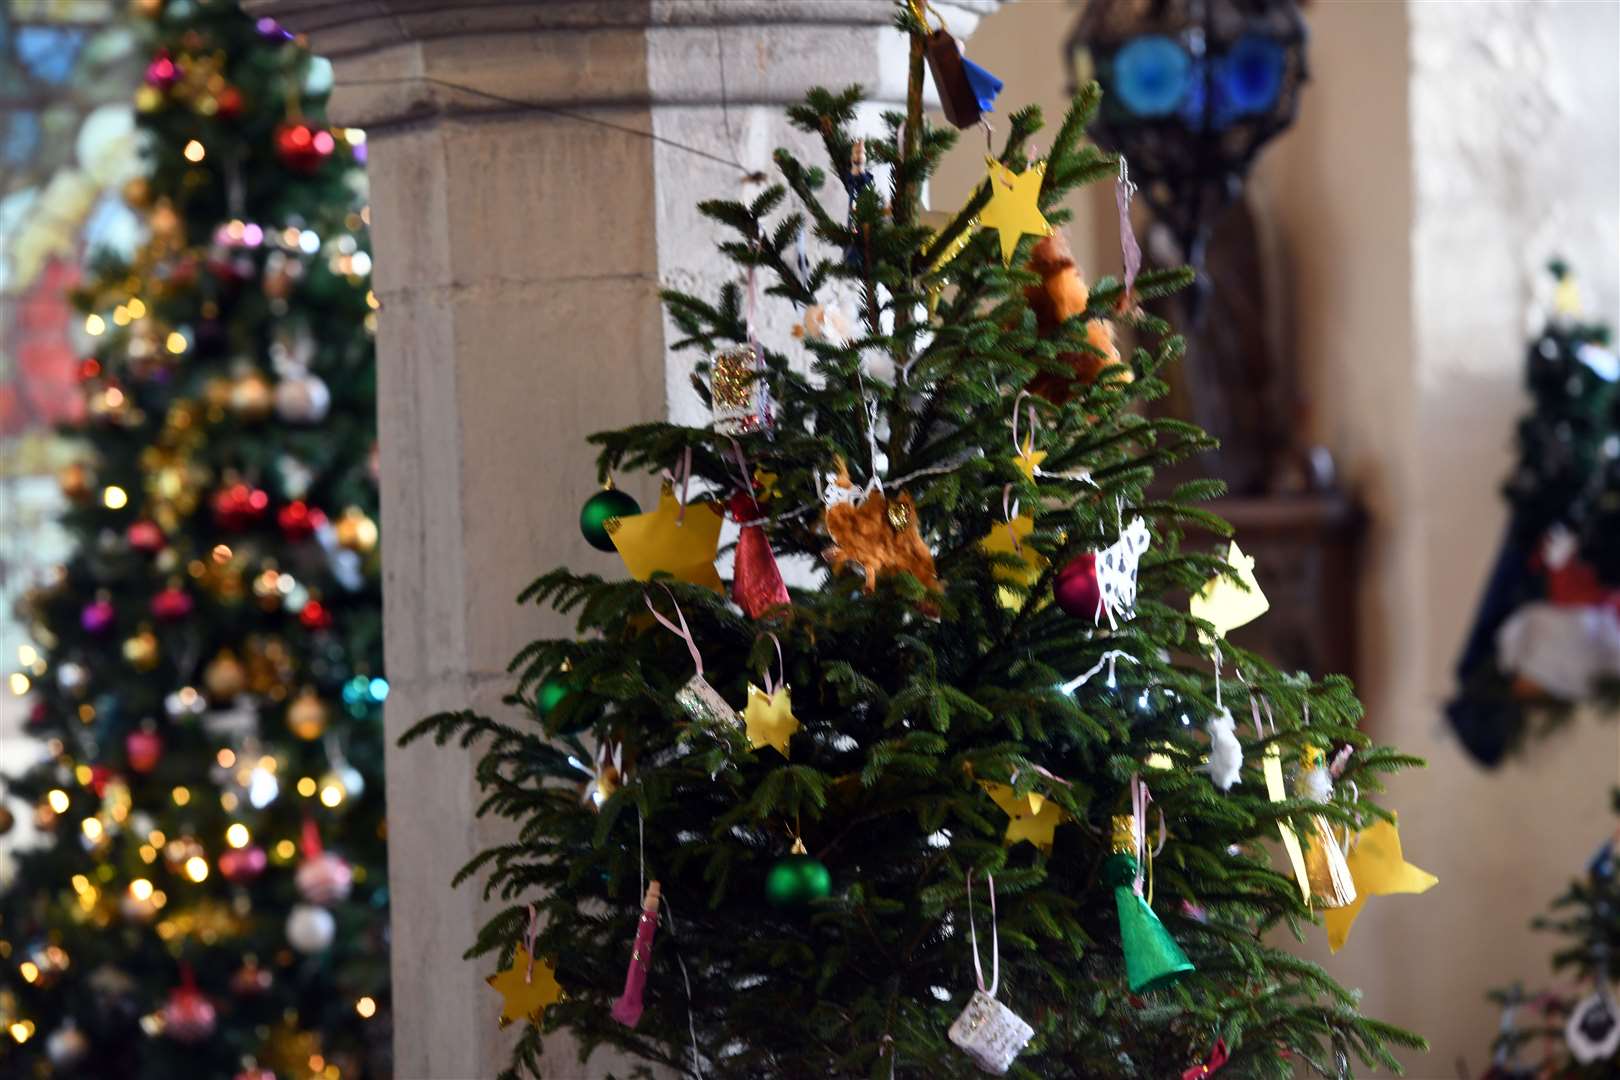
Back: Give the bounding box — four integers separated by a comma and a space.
1001, 484, 1022, 555
964, 869, 999, 997
523, 903, 540, 983
1181, 1038, 1228, 1079
1129, 774, 1165, 898
760, 633, 786, 696
1116, 158, 1141, 299
1009, 389, 1039, 462
644, 590, 704, 678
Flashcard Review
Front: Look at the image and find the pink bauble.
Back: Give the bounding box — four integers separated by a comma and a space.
81, 599, 116, 635
218, 845, 268, 883
163, 987, 216, 1043
125, 730, 162, 774
1053, 553, 1101, 619
150, 586, 194, 621
295, 852, 353, 905
126, 519, 165, 554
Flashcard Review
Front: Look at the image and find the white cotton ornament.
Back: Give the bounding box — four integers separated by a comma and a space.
286, 903, 336, 953
1567, 991, 1620, 1064
1204, 707, 1243, 791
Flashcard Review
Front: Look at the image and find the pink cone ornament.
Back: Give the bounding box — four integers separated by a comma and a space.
611, 880, 662, 1028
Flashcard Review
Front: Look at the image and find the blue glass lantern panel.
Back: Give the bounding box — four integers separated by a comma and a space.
1112, 35, 1190, 118
1217, 34, 1287, 117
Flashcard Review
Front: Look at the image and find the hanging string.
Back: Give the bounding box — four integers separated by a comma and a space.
1210, 643, 1223, 713
964, 869, 999, 998
1128, 773, 1166, 902
341, 75, 765, 181
644, 589, 705, 677
1000, 484, 1021, 555
1009, 389, 1038, 461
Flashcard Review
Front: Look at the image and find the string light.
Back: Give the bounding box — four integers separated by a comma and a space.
130, 879, 153, 901
103, 486, 128, 509
7, 673, 28, 695
319, 781, 344, 808
127, 297, 147, 318
226, 823, 250, 848
9, 1020, 34, 1043
183, 139, 206, 162
274, 839, 296, 861
47, 790, 69, 813
183, 856, 208, 883
19, 961, 40, 984
356, 996, 377, 1018
172, 786, 191, 806
165, 330, 188, 354
216, 748, 236, 768
85, 314, 105, 336
297, 776, 317, 797
81, 818, 103, 841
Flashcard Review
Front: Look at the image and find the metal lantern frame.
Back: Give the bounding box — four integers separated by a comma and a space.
1067, 0, 1309, 269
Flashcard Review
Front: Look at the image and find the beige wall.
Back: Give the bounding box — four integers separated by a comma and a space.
942, 0, 1620, 1075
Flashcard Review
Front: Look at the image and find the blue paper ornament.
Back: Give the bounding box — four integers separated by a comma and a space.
961, 57, 1004, 115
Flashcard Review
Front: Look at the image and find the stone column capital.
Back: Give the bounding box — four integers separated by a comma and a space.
241, 0, 1006, 130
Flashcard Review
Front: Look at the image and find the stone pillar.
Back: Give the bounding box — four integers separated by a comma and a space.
240, 1, 998, 1075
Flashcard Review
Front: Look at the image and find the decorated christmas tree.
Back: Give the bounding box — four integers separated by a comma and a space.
0, 2, 389, 1076
405, 4, 1429, 1077
1447, 262, 1620, 766
1489, 804, 1620, 1077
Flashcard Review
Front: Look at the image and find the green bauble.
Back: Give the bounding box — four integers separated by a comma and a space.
764, 855, 831, 908
536, 673, 572, 716
580, 487, 641, 552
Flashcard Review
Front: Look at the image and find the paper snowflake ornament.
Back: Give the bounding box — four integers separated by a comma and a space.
1323, 815, 1437, 952
1095, 516, 1151, 628
607, 486, 724, 591
487, 945, 562, 1028
1190, 541, 1269, 641
744, 684, 798, 757
978, 157, 1051, 265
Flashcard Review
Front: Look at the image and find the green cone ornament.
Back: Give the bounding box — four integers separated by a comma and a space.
1108, 814, 1194, 994
580, 480, 641, 552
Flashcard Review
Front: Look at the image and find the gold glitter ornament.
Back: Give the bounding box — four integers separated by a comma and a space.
202, 649, 246, 701
334, 506, 379, 553
122, 627, 160, 672
286, 688, 328, 741
228, 369, 274, 422
708, 343, 772, 436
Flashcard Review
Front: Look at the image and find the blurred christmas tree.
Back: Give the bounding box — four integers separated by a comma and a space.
1447, 262, 1620, 766
405, 3, 1428, 1077
0, 2, 389, 1076
1489, 803, 1620, 1078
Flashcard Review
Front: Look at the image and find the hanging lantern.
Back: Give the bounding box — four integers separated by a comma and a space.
1066, 0, 1308, 267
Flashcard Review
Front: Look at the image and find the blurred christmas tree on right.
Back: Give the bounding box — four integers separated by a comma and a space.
1447, 262, 1620, 766
1489, 798, 1620, 1078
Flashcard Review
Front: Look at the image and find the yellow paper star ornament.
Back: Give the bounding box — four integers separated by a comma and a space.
981, 781, 1064, 850
607, 486, 724, 591
979, 514, 1045, 611
744, 683, 798, 757
1190, 541, 1269, 641
487, 945, 563, 1027
978, 157, 1051, 265
1322, 815, 1438, 953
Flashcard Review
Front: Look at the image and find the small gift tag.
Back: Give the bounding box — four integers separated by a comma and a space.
949, 989, 1033, 1075
676, 672, 740, 729
948, 871, 1034, 1075
646, 591, 742, 730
